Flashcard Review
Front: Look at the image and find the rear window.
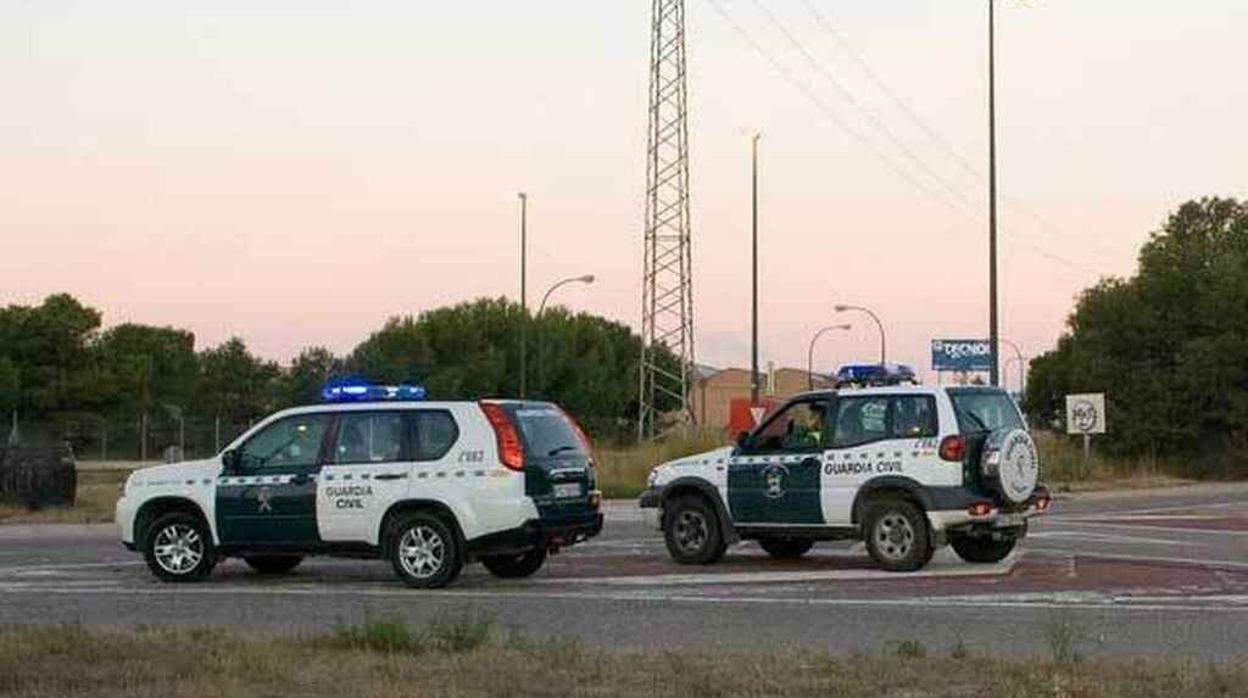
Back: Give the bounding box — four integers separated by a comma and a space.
949, 390, 1024, 433
511, 407, 586, 458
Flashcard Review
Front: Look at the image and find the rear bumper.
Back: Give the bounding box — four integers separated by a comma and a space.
926, 484, 1051, 532
466, 512, 603, 559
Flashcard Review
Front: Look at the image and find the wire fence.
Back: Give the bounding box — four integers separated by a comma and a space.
8, 412, 256, 463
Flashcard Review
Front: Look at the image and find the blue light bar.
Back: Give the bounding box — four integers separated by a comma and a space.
836, 363, 917, 386
321, 377, 427, 403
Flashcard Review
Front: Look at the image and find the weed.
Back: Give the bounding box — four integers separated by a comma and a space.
1044, 619, 1087, 665
428, 608, 494, 653
893, 638, 926, 660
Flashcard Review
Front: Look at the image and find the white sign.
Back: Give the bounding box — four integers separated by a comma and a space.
749, 406, 767, 426
1065, 394, 1106, 435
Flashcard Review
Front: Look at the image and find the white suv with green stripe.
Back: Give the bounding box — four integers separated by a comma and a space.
116, 381, 603, 588
639, 384, 1050, 571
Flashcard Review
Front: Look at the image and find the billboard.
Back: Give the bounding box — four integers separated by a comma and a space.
931, 339, 993, 372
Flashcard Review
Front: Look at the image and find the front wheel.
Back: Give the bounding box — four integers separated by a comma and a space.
758, 537, 814, 559
862, 497, 933, 572
143, 512, 217, 583
481, 547, 547, 578
663, 495, 727, 565
388, 512, 463, 589
950, 533, 1017, 564
243, 555, 303, 575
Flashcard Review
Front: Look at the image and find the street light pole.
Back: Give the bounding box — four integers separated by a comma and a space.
536, 275, 596, 397
807, 324, 852, 390
998, 337, 1025, 395
750, 133, 761, 406
518, 192, 528, 398
834, 304, 886, 365
988, 0, 1001, 387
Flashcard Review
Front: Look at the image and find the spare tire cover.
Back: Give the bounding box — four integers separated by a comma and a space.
982, 428, 1039, 504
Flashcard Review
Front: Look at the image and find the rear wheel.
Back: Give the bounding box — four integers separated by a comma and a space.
950, 533, 1017, 564
143, 512, 217, 583
243, 555, 303, 575
663, 495, 727, 565
758, 537, 814, 559
862, 496, 933, 572
481, 548, 547, 578
388, 512, 463, 589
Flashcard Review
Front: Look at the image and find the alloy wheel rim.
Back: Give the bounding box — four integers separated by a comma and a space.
674, 510, 709, 553
152, 523, 204, 575
874, 512, 915, 562
398, 525, 446, 579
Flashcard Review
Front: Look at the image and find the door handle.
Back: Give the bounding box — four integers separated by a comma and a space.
374, 473, 408, 481
290, 474, 311, 485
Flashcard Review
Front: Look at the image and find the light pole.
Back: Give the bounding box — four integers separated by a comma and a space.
518, 192, 528, 398
807, 324, 852, 390
750, 132, 761, 406
536, 275, 596, 396
834, 304, 886, 365
998, 337, 1025, 395
987, 0, 1001, 387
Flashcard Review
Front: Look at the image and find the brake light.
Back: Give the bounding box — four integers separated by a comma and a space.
480, 402, 525, 471
939, 435, 967, 462
558, 406, 593, 453
1036, 496, 1051, 512
968, 501, 994, 517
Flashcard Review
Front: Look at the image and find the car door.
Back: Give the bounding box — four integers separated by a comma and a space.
317, 409, 410, 544
216, 412, 332, 546
821, 394, 939, 525
727, 398, 829, 525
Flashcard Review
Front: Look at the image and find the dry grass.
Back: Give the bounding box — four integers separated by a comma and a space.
1034, 431, 1194, 493
0, 623, 1245, 697
0, 468, 128, 524
595, 430, 727, 498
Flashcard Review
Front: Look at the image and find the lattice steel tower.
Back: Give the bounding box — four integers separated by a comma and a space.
638, 0, 695, 439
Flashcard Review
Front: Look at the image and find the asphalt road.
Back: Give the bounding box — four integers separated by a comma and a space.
2, 484, 1247, 659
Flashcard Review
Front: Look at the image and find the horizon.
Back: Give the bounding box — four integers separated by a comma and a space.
5, 1, 1246, 386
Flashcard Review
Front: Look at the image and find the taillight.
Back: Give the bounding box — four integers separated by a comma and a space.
939, 435, 967, 462
480, 402, 525, 471
968, 501, 994, 517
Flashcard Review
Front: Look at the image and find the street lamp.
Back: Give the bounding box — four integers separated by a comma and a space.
536, 275, 596, 396
807, 324, 852, 390
998, 337, 1026, 395
834, 304, 886, 365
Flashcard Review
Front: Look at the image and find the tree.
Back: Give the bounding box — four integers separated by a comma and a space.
197, 338, 280, 426
280, 346, 343, 406
1025, 197, 1248, 467
0, 294, 101, 413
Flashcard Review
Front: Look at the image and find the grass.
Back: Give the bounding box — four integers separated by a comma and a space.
1034, 431, 1193, 493
0, 468, 129, 524
0, 622, 1246, 697
595, 429, 727, 498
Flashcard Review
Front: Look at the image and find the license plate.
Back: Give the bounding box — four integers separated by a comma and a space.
996, 513, 1026, 527
553, 483, 582, 498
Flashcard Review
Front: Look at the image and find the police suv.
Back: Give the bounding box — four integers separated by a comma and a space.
639, 365, 1050, 572
116, 380, 603, 588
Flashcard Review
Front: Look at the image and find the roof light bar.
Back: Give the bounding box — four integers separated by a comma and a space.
321, 377, 427, 403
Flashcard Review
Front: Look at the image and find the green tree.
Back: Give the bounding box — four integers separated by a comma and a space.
0, 294, 101, 413
279, 346, 343, 406
197, 338, 280, 425
1026, 197, 1248, 468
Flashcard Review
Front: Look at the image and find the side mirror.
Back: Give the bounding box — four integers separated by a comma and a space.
221, 449, 240, 474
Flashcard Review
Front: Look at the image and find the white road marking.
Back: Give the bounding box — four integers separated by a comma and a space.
1045, 520, 1248, 537
1028, 548, 1248, 572
1029, 531, 1206, 547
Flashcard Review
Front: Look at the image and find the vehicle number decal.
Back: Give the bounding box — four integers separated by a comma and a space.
458, 450, 485, 463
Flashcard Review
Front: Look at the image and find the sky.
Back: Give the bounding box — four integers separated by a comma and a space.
3, 0, 1246, 390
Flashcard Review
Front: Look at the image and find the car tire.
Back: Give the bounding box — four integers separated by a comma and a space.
663, 495, 727, 565
862, 496, 933, 572
243, 555, 303, 575
481, 547, 548, 578
758, 537, 814, 559
388, 512, 463, 589
950, 533, 1017, 564
143, 511, 217, 583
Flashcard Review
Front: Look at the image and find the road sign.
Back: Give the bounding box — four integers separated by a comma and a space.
931, 339, 993, 372
1065, 394, 1106, 435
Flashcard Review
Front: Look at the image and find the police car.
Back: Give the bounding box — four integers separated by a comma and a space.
116, 379, 603, 588
639, 365, 1050, 572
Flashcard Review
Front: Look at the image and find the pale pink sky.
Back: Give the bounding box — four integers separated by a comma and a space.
4, 1, 1246, 390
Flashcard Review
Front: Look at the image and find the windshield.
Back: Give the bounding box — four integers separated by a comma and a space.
511, 406, 587, 458
949, 390, 1024, 434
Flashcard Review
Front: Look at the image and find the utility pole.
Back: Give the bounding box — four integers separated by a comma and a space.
518, 192, 528, 398
638, 0, 695, 439
750, 133, 760, 406
988, 0, 1001, 387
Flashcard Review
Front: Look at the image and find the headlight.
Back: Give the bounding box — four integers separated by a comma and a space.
647, 468, 660, 487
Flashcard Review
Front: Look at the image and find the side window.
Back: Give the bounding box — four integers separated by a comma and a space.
332, 412, 405, 465
831, 397, 890, 448
892, 395, 938, 439
411, 411, 459, 461
238, 414, 331, 471
751, 401, 828, 453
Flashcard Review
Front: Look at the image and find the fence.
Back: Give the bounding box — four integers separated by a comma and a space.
9, 412, 255, 463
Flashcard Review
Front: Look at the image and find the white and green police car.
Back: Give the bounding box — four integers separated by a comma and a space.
116, 380, 603, 588
639, 366, 1050, 572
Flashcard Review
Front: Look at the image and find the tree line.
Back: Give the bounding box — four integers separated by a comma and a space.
0, 296, 671, 457
1026, 197, 1248, 474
